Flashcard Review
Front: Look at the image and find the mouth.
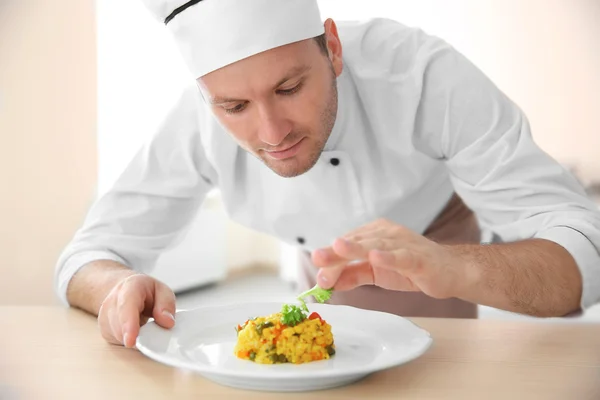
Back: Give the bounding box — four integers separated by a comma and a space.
264, 138, 305, 160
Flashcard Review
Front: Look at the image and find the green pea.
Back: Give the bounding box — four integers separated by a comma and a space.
256, 321, 274, 335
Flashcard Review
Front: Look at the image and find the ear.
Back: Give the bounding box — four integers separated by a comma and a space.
323, 18, 343, 77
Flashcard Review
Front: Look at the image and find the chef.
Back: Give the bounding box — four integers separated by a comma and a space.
55, 0, 600, 348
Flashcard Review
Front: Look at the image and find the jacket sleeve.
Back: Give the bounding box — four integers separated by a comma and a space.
54, 86, 217, 306
412, 39, 600, 310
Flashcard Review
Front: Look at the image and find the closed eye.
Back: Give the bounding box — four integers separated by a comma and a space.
223, 102, 247, 114
222, 80, 304, 115
277, 81, 303, 96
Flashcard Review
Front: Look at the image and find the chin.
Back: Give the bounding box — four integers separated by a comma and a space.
265, 160, 313, 178
262, 153, 321, 178
250, 134, 329, 178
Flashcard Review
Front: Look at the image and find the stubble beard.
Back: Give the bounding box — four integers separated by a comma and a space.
262, 70, 339, 178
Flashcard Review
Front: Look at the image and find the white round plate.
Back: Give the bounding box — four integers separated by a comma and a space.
136, 302, 432, 392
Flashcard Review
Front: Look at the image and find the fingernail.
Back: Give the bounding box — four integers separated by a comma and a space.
123, 333, 130, 347
162, 310, 175, 322
318, 274, 330, 288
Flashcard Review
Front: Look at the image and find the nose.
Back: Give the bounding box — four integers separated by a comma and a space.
256, 102, 292, 147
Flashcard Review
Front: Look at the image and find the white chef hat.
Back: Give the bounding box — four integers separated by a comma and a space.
141, 0, 325, 78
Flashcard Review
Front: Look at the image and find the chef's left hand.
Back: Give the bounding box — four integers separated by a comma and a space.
311, 219, 467, 299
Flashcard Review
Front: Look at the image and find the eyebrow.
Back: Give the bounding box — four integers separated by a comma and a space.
209, 64, 312, 105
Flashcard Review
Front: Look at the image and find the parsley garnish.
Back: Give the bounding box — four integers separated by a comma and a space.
297, 284, 333, 309
280, 285, 333, 326
280, 304, 307, 326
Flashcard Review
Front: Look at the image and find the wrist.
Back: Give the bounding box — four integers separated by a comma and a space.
444, 244, 482, 300
66, 260, 137, 316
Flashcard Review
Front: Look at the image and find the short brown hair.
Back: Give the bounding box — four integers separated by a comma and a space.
313, 34, 329, 56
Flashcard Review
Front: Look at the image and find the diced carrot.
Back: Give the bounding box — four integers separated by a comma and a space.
272, 328, 283, 345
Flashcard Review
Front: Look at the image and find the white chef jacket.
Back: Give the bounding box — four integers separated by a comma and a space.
55, 18, 600, 310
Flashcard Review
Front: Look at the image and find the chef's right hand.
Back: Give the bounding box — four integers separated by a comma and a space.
97, 274, 176, 348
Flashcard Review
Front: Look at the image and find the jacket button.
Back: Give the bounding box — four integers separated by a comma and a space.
297, 237, 305, 245
330, 158, 340, 166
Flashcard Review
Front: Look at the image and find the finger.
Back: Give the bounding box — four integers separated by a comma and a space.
117, 277, 147, 348
318, 259, 379, 290
369, 248, 419, 275
311, 246, 347, 268
344, 225, 388, 243
98, 296, 121, 345
152, 281, 176, 329
312, 243, 351, 289
318, 258, 374, 290
336, 237, 400, 260
372, 248, 457, 299
370, 248, 430, 292
333, 261, 419, 292
326, 261, 374, 291
340, 220, 385, 241
312, 238, 369, 269
314, 236, 394, 273
314, 237, 386, 288
108, 305, 125, 345
316, 263, 345, 289
311, 225, 387, 268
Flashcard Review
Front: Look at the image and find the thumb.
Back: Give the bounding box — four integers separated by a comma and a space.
152, 281, 177, 329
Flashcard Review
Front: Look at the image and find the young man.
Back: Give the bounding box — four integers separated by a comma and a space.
56, 0, 600, 348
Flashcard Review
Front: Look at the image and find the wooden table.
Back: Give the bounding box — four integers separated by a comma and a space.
1, 307, 599, 399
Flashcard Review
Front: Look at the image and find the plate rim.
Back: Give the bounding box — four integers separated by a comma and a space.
136, 302, 433, 379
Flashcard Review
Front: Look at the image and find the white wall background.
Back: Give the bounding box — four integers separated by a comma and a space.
97, 0, 600, 282
96, 0, 192, 196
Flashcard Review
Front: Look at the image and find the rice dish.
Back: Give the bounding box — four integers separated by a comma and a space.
234, 310, 335, 364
